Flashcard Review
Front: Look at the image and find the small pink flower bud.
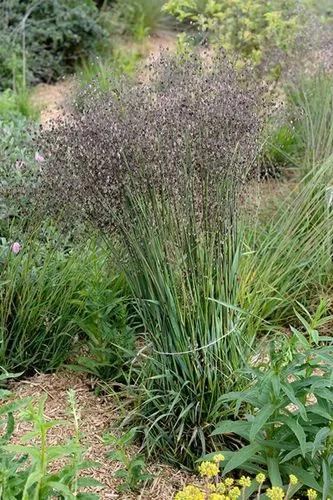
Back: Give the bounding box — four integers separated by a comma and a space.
35, 152, 45, 163
11, 242, 21, 254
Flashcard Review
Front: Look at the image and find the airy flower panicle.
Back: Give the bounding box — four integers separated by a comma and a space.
213, 454, 225, 463
307, 490, 318, 500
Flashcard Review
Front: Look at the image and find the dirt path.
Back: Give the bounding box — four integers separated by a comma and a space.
9, 370, 192, 499
31, 32, 177, 127
31, 78, 75, 125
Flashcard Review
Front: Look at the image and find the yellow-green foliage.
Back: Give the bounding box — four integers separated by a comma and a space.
164, 0, 300, 71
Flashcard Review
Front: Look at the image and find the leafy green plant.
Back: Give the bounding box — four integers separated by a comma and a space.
104, 428, 153, 493
211, 321, 333, 497
72, 260, 135, 382
1, 390, 102, 499
260, 122, 299, 175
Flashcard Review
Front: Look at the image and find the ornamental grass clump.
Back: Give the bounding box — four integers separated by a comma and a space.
38, 51, 263, 465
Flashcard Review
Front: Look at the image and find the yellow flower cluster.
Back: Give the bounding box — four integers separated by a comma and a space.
229, 487, 241, 499
256, 472, 266, 484
174, 460, 321, 500
289, 475, 298, 486
238, 476, 251, 488
266, 486, 285, 500
175, 485, 205, 500
198, 461, 220, 478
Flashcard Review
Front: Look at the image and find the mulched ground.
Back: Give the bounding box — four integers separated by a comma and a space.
8, 370, 194, 499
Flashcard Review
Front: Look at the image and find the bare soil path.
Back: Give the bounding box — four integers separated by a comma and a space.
31, 32, 177, 127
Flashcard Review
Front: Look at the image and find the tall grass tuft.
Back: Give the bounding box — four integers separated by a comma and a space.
240, 155, 333, 338
122, 178, 249, 466
0, 230, 127, 374
37, 52, 263, 465
286, 71, 333, 175
109, 0, 168, 40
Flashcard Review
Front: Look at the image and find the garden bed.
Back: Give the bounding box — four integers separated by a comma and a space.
8, 371, 193, 499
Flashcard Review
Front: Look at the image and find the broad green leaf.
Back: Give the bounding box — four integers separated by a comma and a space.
279, 416, 306, 456
280, 443, 313, 463
22, 471, 41, 500
308, 403, 332, 421
282, 465, 322, 491
250, 405, 275, 441
211, 420, 251, 439
5, 444, 40, 460
322, 459, 332, 499
76, 477, 104, 488
47, 481, 75, 498
222, 444, 262, 475
312, 427, 330, 456
267, 456, 282, 486
77, 494, 100, 500
107, 450, 126, 462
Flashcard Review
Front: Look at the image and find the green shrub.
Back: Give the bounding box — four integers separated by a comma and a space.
260, 122, 299, 174
109, 0, 167, 40
260, 71, 333, 178
0, 234, 84, 372
163, 0, 306, 77
0, 233, 96, 371
211, 323, 333, 496
0, 0, 106, 90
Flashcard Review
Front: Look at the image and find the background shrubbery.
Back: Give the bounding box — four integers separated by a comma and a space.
0, 0, 106, 90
